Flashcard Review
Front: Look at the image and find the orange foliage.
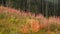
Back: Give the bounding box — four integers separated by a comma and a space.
30, 19, 40, 32
20, 24, 29, 33
51, 32, 55, 34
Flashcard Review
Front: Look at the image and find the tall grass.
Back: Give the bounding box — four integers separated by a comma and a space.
0, 6, 60, 34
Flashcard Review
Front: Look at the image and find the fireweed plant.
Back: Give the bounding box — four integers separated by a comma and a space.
0, 6, 60, 34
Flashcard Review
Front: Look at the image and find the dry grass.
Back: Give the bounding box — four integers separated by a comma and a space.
0, 6, 60, 34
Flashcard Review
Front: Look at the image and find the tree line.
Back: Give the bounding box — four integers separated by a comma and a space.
0, 0, 60, 17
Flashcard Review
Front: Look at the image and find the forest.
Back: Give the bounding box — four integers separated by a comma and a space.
0, 0, 60, 17
0, 0, 60, 34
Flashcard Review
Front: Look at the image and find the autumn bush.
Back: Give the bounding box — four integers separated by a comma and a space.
0, 6, 60, 34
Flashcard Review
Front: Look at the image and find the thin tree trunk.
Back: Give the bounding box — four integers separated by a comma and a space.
45, 2, 48, 18
27, 0, 31, 12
